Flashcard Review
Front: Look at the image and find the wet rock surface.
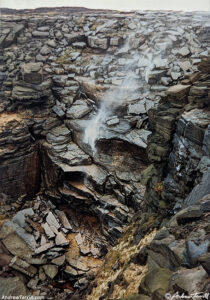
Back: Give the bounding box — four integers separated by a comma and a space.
0, 7, 209, 300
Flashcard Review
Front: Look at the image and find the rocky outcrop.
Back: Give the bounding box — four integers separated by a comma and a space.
0, 199, 105, 299
0, 22, 24, 48
0, 115, 40, 202
86, 56, 210, 300
87, 194, 210, 300
143, 54, 210, 213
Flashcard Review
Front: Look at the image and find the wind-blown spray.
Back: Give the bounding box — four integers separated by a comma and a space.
83, 20, 167, 154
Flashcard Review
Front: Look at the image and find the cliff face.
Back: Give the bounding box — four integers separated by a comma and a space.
0, 9, 209, 300
0, 115, 40, 202
87, 58, 210, 300
144, 65, 210, 213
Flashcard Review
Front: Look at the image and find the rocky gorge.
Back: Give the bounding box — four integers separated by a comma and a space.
0, 7, 209, 300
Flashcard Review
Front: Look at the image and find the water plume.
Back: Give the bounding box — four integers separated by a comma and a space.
83, 22, 165, 154
83, 71, 139, 154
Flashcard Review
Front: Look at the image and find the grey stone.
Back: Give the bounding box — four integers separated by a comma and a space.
37, 26, 50, 31
0, 24, 24, 48
176, 205, 202, 224
40, 45, 51, 55
72, 42, 86, 48
171, 72, 182, 80
47, 39, 57, 48
27, 278, 39, 289
106, 116, 120, 126
0, 217, 37, 251
110, 37, 121, 46
64, 265, 81, 277
128, 23, 136, 30
66, 100, 92, 119
198, 194, 210, 212
43, 264, 58, 279
55, 210, 72, 231
55, 232, 69, 246
139, 267, 173, 296
12, 208, 34, 228
184, 121, 205, 146
69, 258, 89, 272
51, 255, 66, 266
88, 36, 108, 50
179, 61, 191, 72
187, 239, 209, 265
46, 125, 71, 145
32, 31, 49, 38
64, 33, 85, 44
125, 129, 151, 149
184, 171, 210, 207
36, 54, 46, 62
21, 63, 43, 84
2, 231, 33, 260
9, 256, 37, 277
203, 125, 210, 156
58, 142, 92, 166
199, 156, 210, 173
52, 105, 65, 119
128, 101, 147, 115
35, 241, 54, 254
179, 46, 190, 57
148, 235, 183, 270
169, 266, 208, 295
154, 228, 170, 240
0, 277, 28, 298
42, 223, 55, 239
166, 84, 191, 98
46, 212, 60, 229
198, 254, 210, 275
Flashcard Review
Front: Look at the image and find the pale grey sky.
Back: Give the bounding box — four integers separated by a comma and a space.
1, 0, 209, 11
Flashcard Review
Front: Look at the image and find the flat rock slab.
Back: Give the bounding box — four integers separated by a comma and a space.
35, 241, 54, 254
55, 232, 69, 246
42, 223, 55, 239
0, 277, 28, 297
166, 84, 191, 98
12, 208, 34, 228
179, 46, 190, 57
64, 265, 85, 276
0, 218, 37, 251
21, 62, 43, 84
51, 255, 66, 266
106, 116, 120, 126
32, 31, 49, 38
58, 142, 92, 166
69, 257, 90, 272
182, 109, 210, 127
2, 232, 33, 260
176, 205, 202, 224
43, 264, 58, 279
46, 212, 60, 229
88, 36, 108, 50
55, 210, 72, 231
170, 266, 208, 294
59, 164, 108, 187
125, 129, 151, 149
184, 171, 210, 207
9, 256, 37, 277
66, 100, 92, 119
